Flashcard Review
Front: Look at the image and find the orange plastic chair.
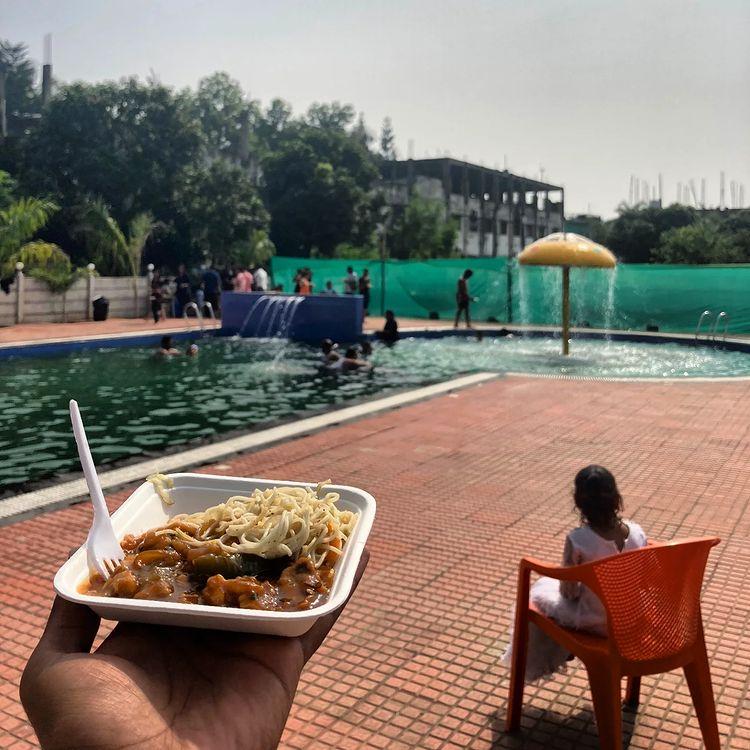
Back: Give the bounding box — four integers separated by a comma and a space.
505, 537, 721, 749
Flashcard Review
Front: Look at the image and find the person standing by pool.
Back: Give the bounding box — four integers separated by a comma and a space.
202, 265, 221, 315
174, 264, 192, 318
344, 266, 358, 295
233, 266, 254, 293
298, 269, 313, 295
454, 269, 474, 329
321, 280, 337, 295
253, 264, 269, 291
358, 269, 371, 315
150, 270, 164, 324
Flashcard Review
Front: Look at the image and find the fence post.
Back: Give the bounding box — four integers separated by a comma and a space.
14, 263, 24, 324
86, 263, 95, 320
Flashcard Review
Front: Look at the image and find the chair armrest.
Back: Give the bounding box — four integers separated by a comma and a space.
519, 556, 588, 582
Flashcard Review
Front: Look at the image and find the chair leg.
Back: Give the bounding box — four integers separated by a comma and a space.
505, 611, 529, 732
586, 662, 623, 750
683, 647, 721, 750
624, 675, 641, 709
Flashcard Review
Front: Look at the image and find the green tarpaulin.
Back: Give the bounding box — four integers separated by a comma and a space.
270, 257, 750, 334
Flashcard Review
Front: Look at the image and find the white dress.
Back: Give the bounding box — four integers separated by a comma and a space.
501, 520, 648, 682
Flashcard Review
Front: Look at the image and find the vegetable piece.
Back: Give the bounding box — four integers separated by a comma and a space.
191, 553, 292, 580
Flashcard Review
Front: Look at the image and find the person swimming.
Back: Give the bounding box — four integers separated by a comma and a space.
158, 336, 180, 356
320, 338, 341, 364
186, 342, 199, 356
340, 346, 372, 372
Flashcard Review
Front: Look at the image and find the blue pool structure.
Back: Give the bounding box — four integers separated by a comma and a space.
221, 291, 364, 343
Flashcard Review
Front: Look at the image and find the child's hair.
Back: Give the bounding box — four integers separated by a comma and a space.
573, 465, 623, 528
160, 336, 172, 350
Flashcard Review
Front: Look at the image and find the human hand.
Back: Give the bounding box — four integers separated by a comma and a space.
21, 549, 369, 750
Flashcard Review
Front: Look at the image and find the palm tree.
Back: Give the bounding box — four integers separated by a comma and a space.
75, 198, 156, 311
0, 197, 59, 274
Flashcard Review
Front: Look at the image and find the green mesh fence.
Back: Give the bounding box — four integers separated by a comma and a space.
270, 257, 750, 333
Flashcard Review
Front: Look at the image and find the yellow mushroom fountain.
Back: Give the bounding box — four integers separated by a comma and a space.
518, 232, 616, 355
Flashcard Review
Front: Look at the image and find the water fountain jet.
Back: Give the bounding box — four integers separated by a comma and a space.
518, 232, 616, 355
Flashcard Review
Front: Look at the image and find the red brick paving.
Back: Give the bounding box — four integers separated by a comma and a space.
0, 316, 219, 344
1, 376, 749, 749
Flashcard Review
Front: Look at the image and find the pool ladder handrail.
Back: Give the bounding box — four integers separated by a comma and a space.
710, 311, 729, 348
694, 310, 713, 342
182, 301, 204, 335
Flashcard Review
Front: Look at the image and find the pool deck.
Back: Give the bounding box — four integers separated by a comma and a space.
1, 376, 750, 749
2, 315, 749, 353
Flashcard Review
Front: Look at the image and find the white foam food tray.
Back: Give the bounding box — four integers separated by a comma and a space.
54, 473, 375, 637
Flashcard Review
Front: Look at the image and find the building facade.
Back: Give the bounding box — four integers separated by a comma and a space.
380, 158, 565, 258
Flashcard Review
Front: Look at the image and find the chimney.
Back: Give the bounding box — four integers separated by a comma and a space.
41, 34, 52, 105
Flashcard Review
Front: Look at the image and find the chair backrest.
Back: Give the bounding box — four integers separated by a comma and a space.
581, 537, 719, 663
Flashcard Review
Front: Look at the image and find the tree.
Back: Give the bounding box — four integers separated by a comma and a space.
0, 40, 40, 136
379, 117, 396, 160
351, 113, 372, 149
191, 72, 261, 163
651, 220, 741, 264
256, 98, 292, 150
174, 160, 269, 266
305, 102, 355, 131
262, 119, 379, 256
0, 195, 58, 269
387, 194, 458, 259
0, 170, 18, 210
21, 79, 203, 227
606, 203, 695, 262
75, 197, 155, 282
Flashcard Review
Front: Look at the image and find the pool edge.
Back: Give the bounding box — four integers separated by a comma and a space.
0, 372, 498, 525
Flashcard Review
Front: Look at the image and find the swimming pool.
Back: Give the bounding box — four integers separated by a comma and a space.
2, 334, 750, 493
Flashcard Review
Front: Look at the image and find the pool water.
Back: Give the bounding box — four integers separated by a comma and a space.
1, 334, 749, 493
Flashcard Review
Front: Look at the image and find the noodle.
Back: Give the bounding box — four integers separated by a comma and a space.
159, 481, 358, 569
147, 473, 175, 505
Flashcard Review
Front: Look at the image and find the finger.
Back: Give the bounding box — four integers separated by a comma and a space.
33, 596, 100, 658
299, 547, 370, 662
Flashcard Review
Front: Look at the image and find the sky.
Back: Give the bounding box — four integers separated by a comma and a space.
2, 0, 749, 217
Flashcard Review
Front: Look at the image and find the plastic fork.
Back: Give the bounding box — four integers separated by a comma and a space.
69, 399, 124, 579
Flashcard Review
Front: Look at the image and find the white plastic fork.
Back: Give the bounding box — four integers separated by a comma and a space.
70, 399, 124, 579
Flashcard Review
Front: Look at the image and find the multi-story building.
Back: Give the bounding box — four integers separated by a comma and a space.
380, 158, 565, 257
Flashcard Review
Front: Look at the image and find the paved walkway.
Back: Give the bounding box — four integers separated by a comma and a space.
1, 377, 749, 749
0, 315, 482, 348
0, 317, 219, 346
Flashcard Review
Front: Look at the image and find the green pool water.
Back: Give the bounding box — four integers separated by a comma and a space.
1, 334, 749, 493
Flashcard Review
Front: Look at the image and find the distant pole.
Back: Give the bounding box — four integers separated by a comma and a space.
720, 171, 725, 210
379, 225, 386, 316
740, 184, 746, 208
561, 266, 570, 356
677, 182, 682, 204
0, 68, 6, 139
700, 178, 706, 208
658, 173, 663, 204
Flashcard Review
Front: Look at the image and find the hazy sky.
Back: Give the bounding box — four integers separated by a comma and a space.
2, 0, 749, 216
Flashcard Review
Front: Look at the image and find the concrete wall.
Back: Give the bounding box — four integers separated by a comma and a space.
0, 275, 149, 326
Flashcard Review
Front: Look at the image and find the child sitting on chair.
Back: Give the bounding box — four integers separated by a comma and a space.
502, 465, 648, 681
